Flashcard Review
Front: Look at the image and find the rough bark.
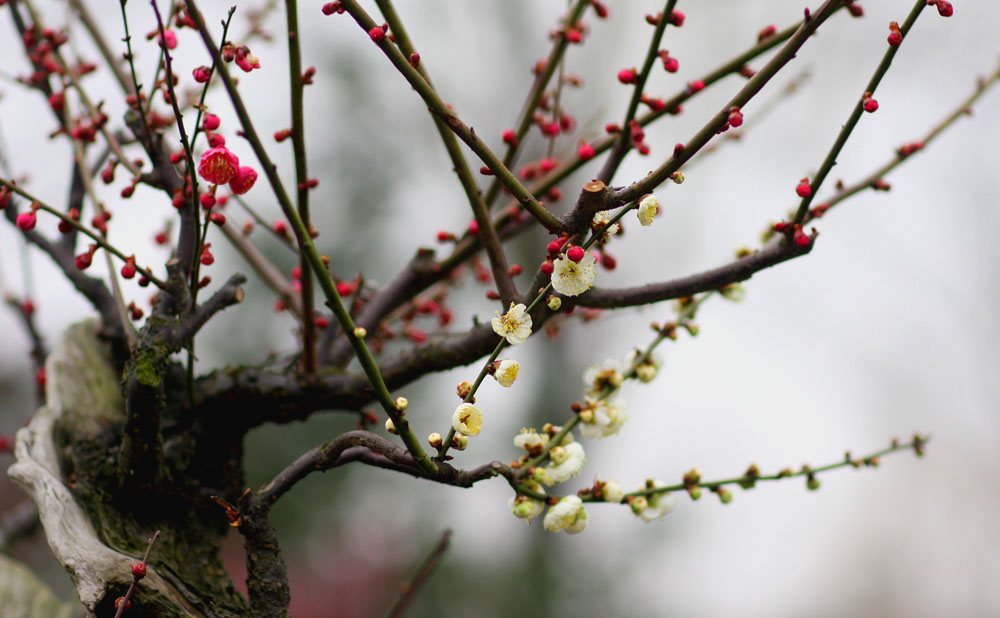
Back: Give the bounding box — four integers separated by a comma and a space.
9, 321, 249, 617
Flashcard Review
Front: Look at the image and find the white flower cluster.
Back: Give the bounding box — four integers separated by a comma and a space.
513, 428, 549, 455
622, 349, 663, 384
630, 480, 676, 523
534, 439, 586, 486
579, 396, 628, 439
508, 480, 546, 522
543, 496, 588, 534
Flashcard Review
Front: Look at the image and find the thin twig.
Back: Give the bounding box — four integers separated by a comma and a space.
284, 0, 317, 372
613, 0, 846, 205
339, 0, 564, 234
112, 530, 161, 618
792, 0, 927, 225
384, 529, 453, 618
0, 177, 168, 289
184, 0, 438, 475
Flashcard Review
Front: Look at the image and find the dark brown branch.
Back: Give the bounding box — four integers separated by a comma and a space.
176, 273, 247, 342
258, 431, 514, 508
573, 236, 814, 309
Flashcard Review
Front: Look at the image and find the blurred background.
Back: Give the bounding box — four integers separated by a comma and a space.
2, 1, 999, 616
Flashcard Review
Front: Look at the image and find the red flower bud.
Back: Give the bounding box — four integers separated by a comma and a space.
793, 228, 811, 248
129, 301, 144, 321
202, 113, 220, 131
617, 68, 637, 84
577, 142, 595, 161
121, 256, 137, 279
567, 246, 585, 263
796, 178, 812, 198
322, 2, 344, 15
17, 211, 37, 231
369, 26, 385, 42
728, 107, 744, 127
75, 244, 97, 270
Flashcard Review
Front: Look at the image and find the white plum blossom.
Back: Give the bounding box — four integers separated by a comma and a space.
591, 210, 620, 241
514, 429, 548, 455
539, 439, 586, 486
633, 480, 676, 523
579, 396, 628, 439
583, 358, 626, 396
551, 252, 597, 297
509, 481, 546, 522
543, 495, 588, 534
493, 359, 519, 387
491, 302, 532, 345
600, 478, 625, 503
452, 403, 483, 436
623, 349, 664, 384
637, 193, 660, 226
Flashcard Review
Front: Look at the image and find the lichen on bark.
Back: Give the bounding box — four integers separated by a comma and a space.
12, 321, 250, 617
